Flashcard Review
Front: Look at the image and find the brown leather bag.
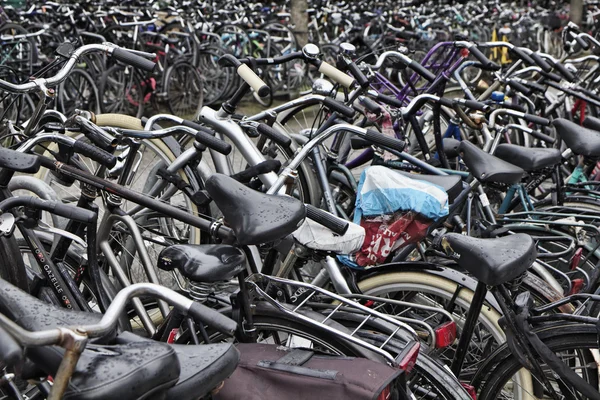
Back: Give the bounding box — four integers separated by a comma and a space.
215, 343, 405, 400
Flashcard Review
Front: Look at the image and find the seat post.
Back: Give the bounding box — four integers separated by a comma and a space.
450, 280, 488, 375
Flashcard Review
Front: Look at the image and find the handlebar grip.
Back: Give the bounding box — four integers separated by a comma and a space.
574, 34, 590, 50
510, 47, 536, 65
359, 96, 383, 115
364, 128, 406, 152
501, 102, 527, 113
375, 92, 404, 108
73, 139, 117, 169
523, 114, 550, 126
323, 97, 356, 119
194, 130, 231, 155
49, 201, 97, 223
318, 61, 356, 88
408, 60, 436, 82
237, 64, 270, 97
551, 61, 577, 83
181, 119, 205, 131
112, 48, 156, 72
507, 79, 532, 96
188, 301, 237, 337
528, 129, 556, 144
305, 204, 349, 235
455, 99, 491, 112
438, 97, 454, 108
468, 46, 501, 71
541, 71, 563, 82
529, 52, 552, 73
256, 123, 292, 148
347, 61, 370, 88
0, 324, 21, 368
520, 79, 547, 93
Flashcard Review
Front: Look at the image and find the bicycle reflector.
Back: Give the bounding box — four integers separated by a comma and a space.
435, 321, 457, 349
376, 384, 391, 400
396, 340, 420, 373
569, 248, 583, 271
569, 278, 585, 295
460, 383, 477, 400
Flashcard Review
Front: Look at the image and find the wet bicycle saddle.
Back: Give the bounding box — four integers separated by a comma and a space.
0, 278, 239, 400
205, 173, 306, 245
157, 244, 246, 283
494, 144, 561, 172
441, 233, 537, 286
459, 140, 525, 185
553, 118, 600, 157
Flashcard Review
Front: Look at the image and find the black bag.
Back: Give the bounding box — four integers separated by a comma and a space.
215, 343, 404, 400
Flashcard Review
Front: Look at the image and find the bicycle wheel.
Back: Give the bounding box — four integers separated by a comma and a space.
98, 64, 144, 118
357, 271, 536, 398
165, 61, 203, 118
57, 68, 100, 115
478, 323, 599, 400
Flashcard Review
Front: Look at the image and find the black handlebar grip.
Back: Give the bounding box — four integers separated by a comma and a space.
50, 201, 98, 223
73, 139, 118, 169
438, 97, 454, 108
256, 123, 292, 148
0, 324, 21, 368
408, 60, 436, 82
523, 114, 551, 126
194, 130, 232, 155
510, 47, 536, 65
529, 52, 552, 73
188, 301, 238, 337
323, 97, 356, 119
574, 34, 590, 50
455, 99, 491, 112
468, 46, 501, 71
347, 61, 370, 88
520, 79, 547, 93
551, 61, 577, 83
364, 129, 406, 152
359, 96, 382, 115
112, 48, 156, 72
305, 204, 349, 235
375, 93, 404, 108
541, 71, 562, 82
181, 119, 205, 132
507, 79, 532, 96
528, 129, 556, 144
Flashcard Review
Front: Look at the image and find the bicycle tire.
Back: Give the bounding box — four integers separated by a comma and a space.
477, 323, 600, 400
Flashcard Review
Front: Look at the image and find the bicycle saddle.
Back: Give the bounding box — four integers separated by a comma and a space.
0, 146, 42, 173
158, 244, 246, 283
459, 140, 524, 185
442, 233, 537, 286
205, 173, 306, 245
583, 115, 600, 132
553, 118, 600, 157
495, 144, 561, 172
442, 138, 461, 158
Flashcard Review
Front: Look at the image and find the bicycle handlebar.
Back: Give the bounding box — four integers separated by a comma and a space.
0, 43, 156, 94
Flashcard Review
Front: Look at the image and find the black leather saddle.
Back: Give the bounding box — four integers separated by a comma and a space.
0, 146, 42, 173
442, 233, 537, 286
442, 138, 461, 158
0, 278, 239, 400
459, 140, 524, 185
158, 244, 246, 283
394, 170, 462, 203
553, 118, 600, 157
205, 173, 306, 245
583, 115, 600, 132
494, 144, 561, 172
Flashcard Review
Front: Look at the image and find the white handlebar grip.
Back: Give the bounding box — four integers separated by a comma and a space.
318, 61, 356, 88
237, 64, 270, 97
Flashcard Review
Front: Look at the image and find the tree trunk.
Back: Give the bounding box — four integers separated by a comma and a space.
570, 0, 584, 25
290, 0, 308, 48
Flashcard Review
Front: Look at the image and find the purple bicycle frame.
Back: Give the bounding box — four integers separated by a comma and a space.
343, 42, 466, 169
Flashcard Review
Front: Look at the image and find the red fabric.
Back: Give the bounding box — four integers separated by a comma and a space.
356, 212, 431, 266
